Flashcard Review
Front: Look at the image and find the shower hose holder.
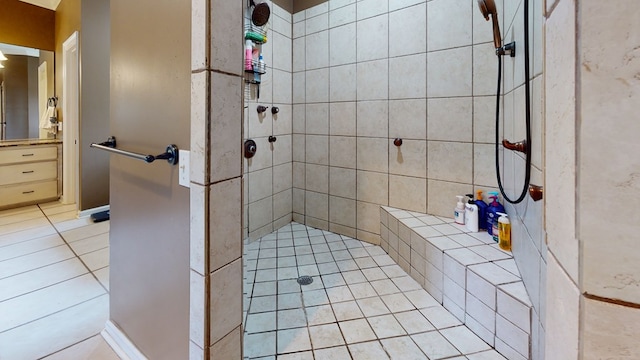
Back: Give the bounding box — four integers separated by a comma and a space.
496, 41, 516, 57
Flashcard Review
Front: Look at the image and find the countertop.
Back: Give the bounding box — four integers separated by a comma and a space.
0, 139, 63, 148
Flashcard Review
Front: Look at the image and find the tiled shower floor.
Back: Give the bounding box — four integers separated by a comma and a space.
243, 222, 508, 359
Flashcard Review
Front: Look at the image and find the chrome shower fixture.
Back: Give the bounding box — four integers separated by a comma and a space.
477, 0, 516, 57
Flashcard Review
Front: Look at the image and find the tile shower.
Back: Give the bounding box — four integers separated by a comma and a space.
243, 0, 545, 359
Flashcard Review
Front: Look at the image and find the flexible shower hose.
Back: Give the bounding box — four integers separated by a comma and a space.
495, 0, 531, 204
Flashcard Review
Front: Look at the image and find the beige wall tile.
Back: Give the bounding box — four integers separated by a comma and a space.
293, 162, 306, 188
427, 47, 473, 98
330, 223, 357, 238
272, 32, 293, 72
306, 135, 329, 165
389, 175, 427, 213
427, 97, 473, 142
210, 73, 243, 183
428, 141, 473, 183
292, 135, 306, 162
306, 191, 329, 221
329, 3, 356, 28
330, 167, 356, 199
388, 99, 427, 140
293, 188, 305, 214
293, 37, 306, 72
330, 102, 357, 136
583, 298, 640, 359
273, 69, 293, 104
473, 144, 498, 188
306, 68, 330, 103
330, 136, 357, 168
293, 104, 306, 133
357, 170, 389, 204
306, 30, 329, 69
248, 168, 273, 203
209, 326, 241, 360
357, 201, 381, 235
248, 197, 273, 232
210, 178, 242, 272
389, 139, 427, 178
272, 104, 293, 136
579, 0, 640, 304
273, 135, 292, 166
544, 254, 579, 360
356, 100, 389, 138
472, 43, 499, 96
427, 180, 471, 217
330, 64, 357, 101
357, 138, 389, 173
209, 259, 242, 344
356, 14, 388, 62
357, 59, 389, 101
293, 72, 306, 104
273, 163, 293, 194
190, 270, 206, 348
306, 12, 329, 34
210, 0, 242, 75
191, 71, 208, 186
330, 23, 357, 66
192, 0, 207, 71
306, 103, 329, 135
473, 96, 496, 144
389, 3, 426, 57
306, 164, 329, 193
389, 53, 427, 99
427, 0, 472, 51
190, 183, 207, 275
273, 189, 293, 221
544, 0, 578, 282
329, 196, 357, 228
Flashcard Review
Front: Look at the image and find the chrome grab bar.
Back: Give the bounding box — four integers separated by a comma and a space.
90, 136, 179, 165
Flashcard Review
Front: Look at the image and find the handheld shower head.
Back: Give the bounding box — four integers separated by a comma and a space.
477, 0, 502, 49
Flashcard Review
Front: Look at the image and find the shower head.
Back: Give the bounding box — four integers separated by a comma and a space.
477, 0, 502, 49
251, 2, 271, 27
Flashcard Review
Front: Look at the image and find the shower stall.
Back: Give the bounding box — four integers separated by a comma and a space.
242, 0, 545, 359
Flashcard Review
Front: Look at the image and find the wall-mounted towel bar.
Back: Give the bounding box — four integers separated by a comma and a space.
90, 136, 179, 165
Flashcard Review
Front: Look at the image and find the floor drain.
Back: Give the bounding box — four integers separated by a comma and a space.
297, 275, 313, 285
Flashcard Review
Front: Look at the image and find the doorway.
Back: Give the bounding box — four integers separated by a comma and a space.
61, 31, 79, 208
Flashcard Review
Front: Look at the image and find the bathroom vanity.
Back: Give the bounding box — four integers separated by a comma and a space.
0, 139, 62, 209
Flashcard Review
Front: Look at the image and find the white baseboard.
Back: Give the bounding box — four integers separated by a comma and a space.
101, 320, 148, 360
78, 204, 110, 219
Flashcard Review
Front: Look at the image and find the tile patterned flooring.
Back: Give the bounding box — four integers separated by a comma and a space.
244, 222, 508, 359
0, 202, 118, 360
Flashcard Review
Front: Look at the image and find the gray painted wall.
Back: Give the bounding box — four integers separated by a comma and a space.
109, 0, 191, 358
79, 0, 110, 210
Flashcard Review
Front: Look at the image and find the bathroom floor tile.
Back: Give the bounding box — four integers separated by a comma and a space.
368, 314, 407, 338
308, 323, 345, 349
348, 341, 390, 360
338, 318, 377, 344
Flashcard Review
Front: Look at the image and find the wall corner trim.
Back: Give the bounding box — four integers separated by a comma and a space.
101, 320, 149, 360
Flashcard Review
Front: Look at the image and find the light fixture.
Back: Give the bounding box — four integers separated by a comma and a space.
0, 50, 7, 61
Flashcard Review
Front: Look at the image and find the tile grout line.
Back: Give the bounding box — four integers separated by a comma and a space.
38, 204, 110, 294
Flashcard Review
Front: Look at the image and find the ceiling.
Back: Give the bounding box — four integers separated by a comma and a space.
18, 0, 61, 10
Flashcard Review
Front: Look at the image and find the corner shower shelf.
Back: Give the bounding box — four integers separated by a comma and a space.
245, 60, 266, 75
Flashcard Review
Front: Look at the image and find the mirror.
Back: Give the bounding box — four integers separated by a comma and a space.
0, 43, 55, 141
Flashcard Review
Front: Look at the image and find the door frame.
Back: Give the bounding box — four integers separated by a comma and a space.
62, 31, 80, 207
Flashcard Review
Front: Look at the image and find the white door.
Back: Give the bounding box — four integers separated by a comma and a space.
62, 32, 79, 206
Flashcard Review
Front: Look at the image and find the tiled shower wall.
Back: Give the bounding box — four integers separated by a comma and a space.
290, 0, 547, 358
244, 3, 294, 240
498, 0, 546, 359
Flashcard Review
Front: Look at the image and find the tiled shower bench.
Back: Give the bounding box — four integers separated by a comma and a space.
380, 206, 533, 360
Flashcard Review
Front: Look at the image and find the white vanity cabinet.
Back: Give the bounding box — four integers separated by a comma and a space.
0, 143, 61, 208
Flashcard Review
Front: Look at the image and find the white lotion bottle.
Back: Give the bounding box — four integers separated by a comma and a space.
465, 194, 479, 232
454, 195, 466, 225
